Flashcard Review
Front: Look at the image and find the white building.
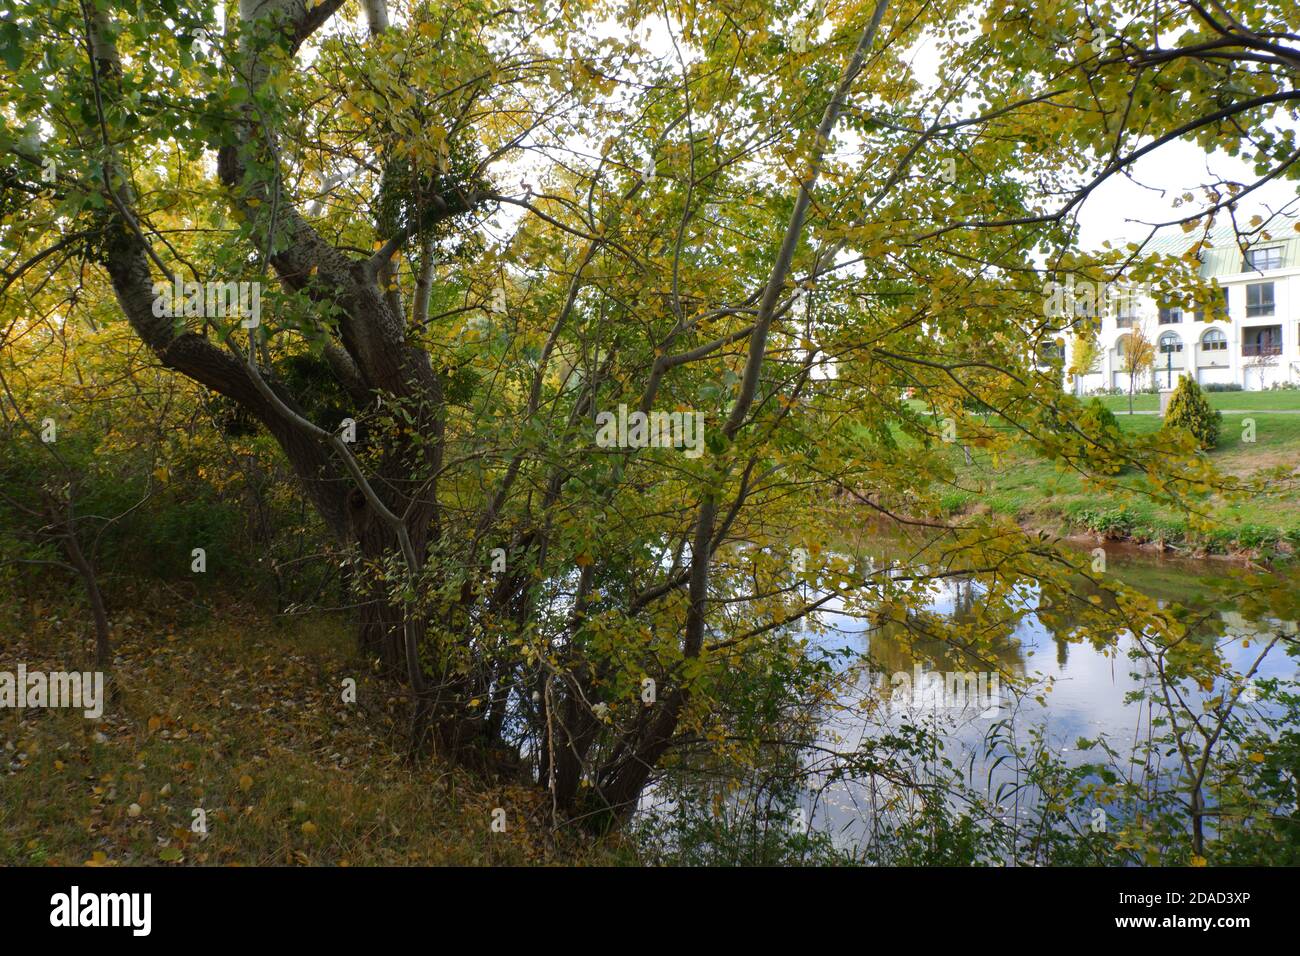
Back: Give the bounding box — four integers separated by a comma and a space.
1068, 215, 1300, 394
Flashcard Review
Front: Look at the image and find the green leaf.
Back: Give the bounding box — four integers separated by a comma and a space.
0, 21, 24, 71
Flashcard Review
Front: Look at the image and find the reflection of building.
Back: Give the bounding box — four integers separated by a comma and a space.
1221, 611, 1299, 639
1068, 215, 1300, 393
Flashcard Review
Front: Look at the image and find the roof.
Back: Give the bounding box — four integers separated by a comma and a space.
1131, 211, 1300, 276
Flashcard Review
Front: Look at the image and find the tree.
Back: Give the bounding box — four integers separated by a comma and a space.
1068, 329, 1103, 396
3, 0, 1298, 828
1119, 327, 1156, 414
0, 320, 170, 694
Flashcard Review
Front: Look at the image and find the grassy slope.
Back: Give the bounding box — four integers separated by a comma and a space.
936, 405, 1300, 555
0, 587, 624, 866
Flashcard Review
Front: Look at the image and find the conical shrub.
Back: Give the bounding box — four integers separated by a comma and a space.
1163, 375, 1221, 450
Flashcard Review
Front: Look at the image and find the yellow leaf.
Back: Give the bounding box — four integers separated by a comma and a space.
239, 774, 253, 791
1248, 752, 1266, 763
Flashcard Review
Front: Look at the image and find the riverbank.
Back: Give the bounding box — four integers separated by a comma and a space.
936, 394, 1300, 562
0, 586, 621, 866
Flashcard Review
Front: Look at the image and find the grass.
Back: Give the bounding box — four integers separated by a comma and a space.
936, 410, 1300, 557
0, 585, 625, 867
1094, 389, 1300, 413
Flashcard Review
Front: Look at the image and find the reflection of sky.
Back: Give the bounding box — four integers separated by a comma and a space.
795, 572, 1298, 846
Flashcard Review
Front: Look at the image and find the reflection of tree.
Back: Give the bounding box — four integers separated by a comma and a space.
1130, 627, 1284, 858
866, 594, 1027, 677
952, 575, 978, 617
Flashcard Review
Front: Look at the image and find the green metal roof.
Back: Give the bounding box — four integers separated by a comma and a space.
1133, 212, 1300, 277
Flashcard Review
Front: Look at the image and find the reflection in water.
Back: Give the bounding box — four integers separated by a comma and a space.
792, 536, 1298, 850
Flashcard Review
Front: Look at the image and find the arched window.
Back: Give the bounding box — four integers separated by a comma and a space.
1158, 331, 1183, 353
1201, 328, 1227, 352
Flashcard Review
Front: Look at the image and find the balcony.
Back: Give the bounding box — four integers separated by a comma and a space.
1242, 325, 1282, 358
1242, 344, 1282, 357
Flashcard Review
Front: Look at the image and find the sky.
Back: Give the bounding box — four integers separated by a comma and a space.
1073, 143, 1299, 250
900, 25, 1300, 252
316, 10, 1300, 257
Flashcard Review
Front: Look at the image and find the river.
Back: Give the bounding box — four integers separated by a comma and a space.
643, 528, 1300, 860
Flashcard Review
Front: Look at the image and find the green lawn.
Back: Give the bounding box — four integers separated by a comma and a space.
1095, 390, 1300, 413
937, 410, 1300, 556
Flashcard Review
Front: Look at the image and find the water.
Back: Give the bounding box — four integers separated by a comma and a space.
761, 532, 1296, 850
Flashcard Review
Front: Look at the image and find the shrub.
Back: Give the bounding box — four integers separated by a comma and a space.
1234, 525, 1281, 551
1163, 376, 1221, 450
939, 490, 973, 514
1073, 507, 1134, 538
1082, 398, 1125, 473
1203, 382, 1243, 392
1089, 397, 1119, 433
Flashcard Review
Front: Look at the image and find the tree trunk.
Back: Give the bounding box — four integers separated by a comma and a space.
61, 526, 116, 702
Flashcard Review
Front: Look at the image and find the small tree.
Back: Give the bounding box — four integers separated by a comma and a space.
1119, 327, 1156, 414
1069, 330, 1103, 396
1163, 375, 1221, 450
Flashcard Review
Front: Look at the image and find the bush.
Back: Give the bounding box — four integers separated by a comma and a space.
1073, 507, 1134, 538
1082, 398, 1125, 474
1163, 376, 1221, 450
1234, 525, 1281, 551
1088, 397, 1120, 433
1203, 382, 1243, 392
